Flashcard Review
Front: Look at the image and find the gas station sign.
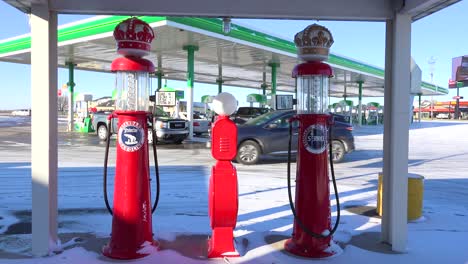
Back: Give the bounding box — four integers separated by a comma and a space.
275, 94, 294, 110
156, 91, 176, 106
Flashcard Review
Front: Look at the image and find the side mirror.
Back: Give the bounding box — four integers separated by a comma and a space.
266, 123, 278, 129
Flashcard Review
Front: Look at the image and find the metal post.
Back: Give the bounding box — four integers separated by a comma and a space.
358, 81, 363, 126
269, 63, 278, 110
216, 79, 223, 94
156, 71, 162, 91
382, 13, 410, 252
418, 93, 422, 122
31, 3, 59, 256
66, 62, 75, 132
262, 71, 267, 96
156, 54, 163, 91
184, 45, 198, 139
217, 63, 223, 94
456, 86, 460, 119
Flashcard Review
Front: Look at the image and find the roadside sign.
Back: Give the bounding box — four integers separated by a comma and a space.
453, 96, 464, 100
448, 79, 465, 88
175, 90, 184, 99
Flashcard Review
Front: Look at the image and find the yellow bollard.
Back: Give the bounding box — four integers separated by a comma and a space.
376, 173, 424, 221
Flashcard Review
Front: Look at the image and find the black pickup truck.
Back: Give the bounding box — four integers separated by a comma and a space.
91, 106, 189, 144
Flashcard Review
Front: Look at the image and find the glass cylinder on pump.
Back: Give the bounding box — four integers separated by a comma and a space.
115, 71, 150, 111
296, 74, 329, 114
112, 56, 154, 112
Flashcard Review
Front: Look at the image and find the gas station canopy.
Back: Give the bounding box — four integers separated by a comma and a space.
0, 15, 448, 97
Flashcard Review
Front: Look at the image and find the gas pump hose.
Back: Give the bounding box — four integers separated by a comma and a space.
287, 118, 341, 239
103, 116, 161, 215
103, 118, 113, 215
150, 116, 160, 213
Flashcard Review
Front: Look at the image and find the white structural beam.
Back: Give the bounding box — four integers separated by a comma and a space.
381, 12, 411, 252
30, 3, 59, 256
48, 0, 393, 20
401, 0, 460, 20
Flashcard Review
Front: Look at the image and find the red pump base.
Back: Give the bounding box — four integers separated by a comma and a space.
284, 238, 334, 258
102, 240, 159, 260
102, 111, 157, 260
207, 227, 240, 258
284, 114, 336, 259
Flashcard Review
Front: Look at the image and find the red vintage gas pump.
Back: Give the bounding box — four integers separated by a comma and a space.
208, 92, 240, 258
102, 17, 160, 259
284, 24, 341, 258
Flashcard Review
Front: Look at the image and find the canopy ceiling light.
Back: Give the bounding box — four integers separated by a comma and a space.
222, 17, 231, 34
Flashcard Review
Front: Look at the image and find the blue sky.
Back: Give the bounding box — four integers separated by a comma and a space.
0, 1, 466, 110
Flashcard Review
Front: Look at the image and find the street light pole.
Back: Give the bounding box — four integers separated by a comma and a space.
428, 57, 436, 120
455, 84, 460, 119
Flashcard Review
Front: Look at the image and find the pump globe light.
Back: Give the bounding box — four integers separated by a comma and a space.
213, 92, 237, 116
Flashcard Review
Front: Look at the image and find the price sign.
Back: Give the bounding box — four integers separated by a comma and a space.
156, 91, 176, 106
276, 95, 294, 110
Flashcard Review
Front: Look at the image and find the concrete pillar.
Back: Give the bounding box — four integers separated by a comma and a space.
382, 12, 411, 252
30, 3, 59, 256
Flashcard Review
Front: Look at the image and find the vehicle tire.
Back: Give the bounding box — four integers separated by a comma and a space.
331, 140, 345, 163
236, 140, 261, 165
97, 124, 108, 141
174, 139, 184, 145
194, 132, 202, 137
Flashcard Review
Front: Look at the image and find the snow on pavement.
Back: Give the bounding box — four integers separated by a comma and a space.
0, 119, 468, 263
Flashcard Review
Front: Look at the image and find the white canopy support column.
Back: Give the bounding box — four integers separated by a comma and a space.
184, 45, 198, 140
30, 3, 59, 256
382, 12, 411, 252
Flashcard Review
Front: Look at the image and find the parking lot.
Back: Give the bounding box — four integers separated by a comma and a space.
1, 116, 468, 262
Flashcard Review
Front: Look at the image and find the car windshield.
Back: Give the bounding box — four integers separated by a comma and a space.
244, 111, 289, 126
154, 106, 170, 117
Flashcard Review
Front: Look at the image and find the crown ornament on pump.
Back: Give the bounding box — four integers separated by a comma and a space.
114, 17, 155, 57
294, 24, 334, 62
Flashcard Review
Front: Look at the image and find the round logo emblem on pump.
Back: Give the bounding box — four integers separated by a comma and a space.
302, 124, 327, 154
118, 121, 145, 152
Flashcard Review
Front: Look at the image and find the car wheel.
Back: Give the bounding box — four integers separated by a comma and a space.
331, 140, 345, 163
236, 140, 261, 165
174, 139, 184, 144
97, 124, 108, 141
194, 132, 202, 137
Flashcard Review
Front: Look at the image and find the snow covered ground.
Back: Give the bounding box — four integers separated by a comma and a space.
0, 117, 467, 263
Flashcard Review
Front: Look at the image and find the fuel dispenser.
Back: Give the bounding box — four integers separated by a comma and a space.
284, 24, 341, 258
102, 17, 160, 260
